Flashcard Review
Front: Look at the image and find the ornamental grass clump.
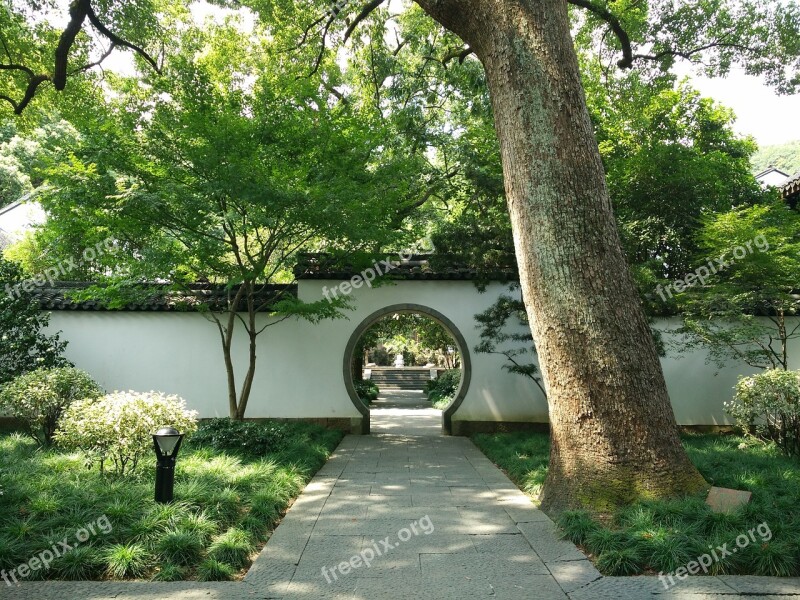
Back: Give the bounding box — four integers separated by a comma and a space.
55, 391, 198, 476
727, 369, 800, 457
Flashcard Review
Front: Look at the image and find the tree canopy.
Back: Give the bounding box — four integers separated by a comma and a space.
675, 201, 800, 371
2, 0, 799, 117
18, 18, 427, 418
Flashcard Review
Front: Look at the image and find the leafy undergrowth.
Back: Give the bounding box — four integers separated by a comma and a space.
0, 421, 343, 582
430, 397, 452, 410
472, 431, 800, 577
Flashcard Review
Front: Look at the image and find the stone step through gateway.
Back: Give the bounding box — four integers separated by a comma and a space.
365, 367, 439, 391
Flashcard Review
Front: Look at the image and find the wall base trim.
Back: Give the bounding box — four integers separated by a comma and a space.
213, 417, 356, 433
451, 420, 550, 436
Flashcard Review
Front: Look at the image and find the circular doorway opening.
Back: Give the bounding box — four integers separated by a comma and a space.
342, 304, 471, 435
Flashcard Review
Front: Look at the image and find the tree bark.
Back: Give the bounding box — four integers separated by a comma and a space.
415, 0, 707, 513
215, 283, 246, 419
237, 288, 259, 420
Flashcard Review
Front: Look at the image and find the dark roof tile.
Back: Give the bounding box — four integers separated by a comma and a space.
294, 253, 518, 281
33, 282, 297, 312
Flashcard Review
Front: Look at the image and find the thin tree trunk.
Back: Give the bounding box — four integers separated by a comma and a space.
237, 328, 258, 420
218, 284, 246, 419
237, 290, 259, 420
415, 0, 707, 513
777, 309, 788, 370
222, 314, 238, 419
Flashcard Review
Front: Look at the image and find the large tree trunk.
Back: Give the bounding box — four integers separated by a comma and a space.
415, 0, 707, 513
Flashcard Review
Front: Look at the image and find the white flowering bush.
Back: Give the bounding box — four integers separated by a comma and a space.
55, 391, 198, 476
0, 367, 103, 446
726, 369, 800, 457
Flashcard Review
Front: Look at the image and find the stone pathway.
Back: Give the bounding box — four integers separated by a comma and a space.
5, 422, 800, 598
370, 389, 441, 436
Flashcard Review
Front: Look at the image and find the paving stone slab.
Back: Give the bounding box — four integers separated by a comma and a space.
470, 533, 537, 554
487, 576, 570, 599
352, 573, 501, 600
718, 576, 800, 594
569, 575, 739, 599
546, 559, 602, 594
420, 552, 550, 577
502, 505, 551, 524
517, 520, 588, 563
364, 506, 460, 521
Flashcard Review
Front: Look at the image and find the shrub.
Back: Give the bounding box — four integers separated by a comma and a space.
727, 369, 800, 456
190, 419, 297, 457
354, 380, 379, 403
0, 257, 70, 387
426, 369, 461, 407
55, 391, 198, 476
368, 348, 391, 366
0, 367, 102, 445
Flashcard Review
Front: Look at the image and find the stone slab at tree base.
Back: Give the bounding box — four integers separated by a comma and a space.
706, 486, 752, 513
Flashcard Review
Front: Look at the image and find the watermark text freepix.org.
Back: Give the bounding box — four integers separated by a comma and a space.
659, 521, 772, 589
321, 238, 434, 302
656, 234, 769, 301
321, 515, 434, 582
4, 237, 115, 301
2, 514, 113, 586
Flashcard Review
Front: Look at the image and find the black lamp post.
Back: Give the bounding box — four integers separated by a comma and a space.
152, 426, 184, 503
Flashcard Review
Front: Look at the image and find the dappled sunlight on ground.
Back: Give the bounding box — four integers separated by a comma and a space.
369, 389, 442, 436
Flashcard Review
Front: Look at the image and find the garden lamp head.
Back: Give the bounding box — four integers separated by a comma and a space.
153, 426, 184, 459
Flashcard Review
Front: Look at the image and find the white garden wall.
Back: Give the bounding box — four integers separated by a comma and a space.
43, 279, 800, 432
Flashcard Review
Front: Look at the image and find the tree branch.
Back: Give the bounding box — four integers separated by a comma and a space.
52, 0, 91, 90
324, 82, 349, 105
3, 0, 162, 113
69, 42, 116, 75
0, 63, 35, 77
309, 12, 337, 77
284, 13, 329, 53
343, 0, 387, 42
567, 0, 634, 68
16, 74, 49, 114
85, 2, 161, 74
633, 41, 758, 64
0, 64, 51, 114
441, 46, 474, 65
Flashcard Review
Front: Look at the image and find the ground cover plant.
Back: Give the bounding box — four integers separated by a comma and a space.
0, 419, 343, 582
426, 369, 461, 409
472, 431, 800, 577
354, 380, 380, 404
